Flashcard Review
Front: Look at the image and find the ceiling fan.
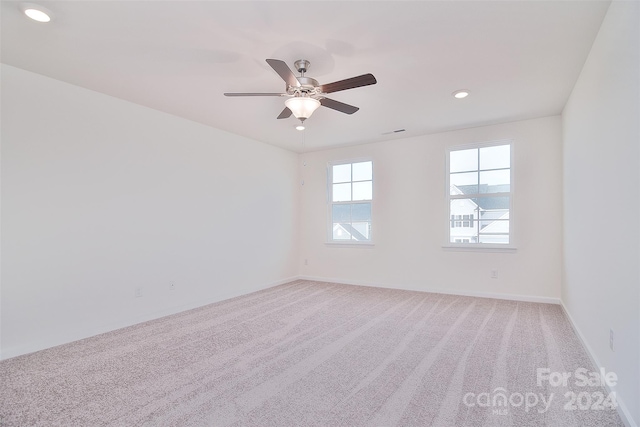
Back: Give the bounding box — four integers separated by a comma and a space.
224, 59, 377, 124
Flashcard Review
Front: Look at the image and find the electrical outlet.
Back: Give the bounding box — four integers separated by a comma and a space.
169, 281, 175, 291
491, 269, 498, 279
610, 329, 614, 351
135, 287, 143, 298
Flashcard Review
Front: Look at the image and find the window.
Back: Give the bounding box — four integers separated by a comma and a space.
329, 160, 372, 242
447, 142, 511, 245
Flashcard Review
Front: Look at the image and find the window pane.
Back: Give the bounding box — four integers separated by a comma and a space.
451, 236, 476, 243
333, 224, 351, 240
450, 148, 478, 173
333, 183, 351, 202
352, 161, 372, 181
450, 198, 479, 213
450, 226, 477, 242
479, 169, 510, 193
477, 198, 509, 240
479, 221, 509, 244
450, 172, 478, 195
479, 235, 509, 244
332, 204, 351, 223
352, 181, 372, 201
351, 222, 371, 241
333, 164, 351, 183
351, 203, 372, 222
449, 199, 479, 243
472, 196, 509, 212
480, 219, 510, 232
480, 144, 510, 170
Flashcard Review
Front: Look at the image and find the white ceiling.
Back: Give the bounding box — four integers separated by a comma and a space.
1, 1, 610, 152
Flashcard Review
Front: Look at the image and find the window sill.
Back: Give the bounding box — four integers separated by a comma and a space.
325, 242, 375, 248
442, 245, 517, 253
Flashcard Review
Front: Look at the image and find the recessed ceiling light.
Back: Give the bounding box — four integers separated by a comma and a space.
20, 4, 52, 22
453, 90, 470, 99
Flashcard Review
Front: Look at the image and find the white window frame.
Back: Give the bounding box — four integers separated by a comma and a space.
326, 158, 374, 246
444, 140, 516, 252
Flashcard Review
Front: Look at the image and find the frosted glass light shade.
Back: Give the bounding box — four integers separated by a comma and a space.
285, 97, 321, 120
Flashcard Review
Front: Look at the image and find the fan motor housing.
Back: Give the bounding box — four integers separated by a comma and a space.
288, 76, 320, 96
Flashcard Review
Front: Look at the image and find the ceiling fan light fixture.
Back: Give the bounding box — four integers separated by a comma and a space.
296, 124, 306, 131
285, 97, 321, 121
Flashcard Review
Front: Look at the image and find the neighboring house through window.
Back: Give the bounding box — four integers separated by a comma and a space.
447, 142, 512, 245
329, 160, 372, 242
451, 214, 474, 228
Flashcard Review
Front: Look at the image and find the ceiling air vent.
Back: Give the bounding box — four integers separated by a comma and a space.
382, 129, 406, 135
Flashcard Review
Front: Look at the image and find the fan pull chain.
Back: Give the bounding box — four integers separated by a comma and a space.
301, 126, 306, 187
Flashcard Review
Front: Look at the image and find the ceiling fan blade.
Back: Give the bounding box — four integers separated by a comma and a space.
320, 98, 360, 115
277, 107, 292, 119
266, 59, 301, 88
224, 93, 285, 97
320, 73, 377, 94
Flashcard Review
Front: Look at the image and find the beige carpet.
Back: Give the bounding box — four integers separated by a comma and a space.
0, 280, 624, 426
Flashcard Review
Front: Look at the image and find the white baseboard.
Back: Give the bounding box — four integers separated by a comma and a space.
0, 276, 298, 361
298, 275, 561, 305
559, 302, 637, 427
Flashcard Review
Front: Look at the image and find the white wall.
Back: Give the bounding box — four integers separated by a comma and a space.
0, 64, 299, 359
299, 116, 563, 302
562, 1, 640, 425
0, 64, 3, 360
